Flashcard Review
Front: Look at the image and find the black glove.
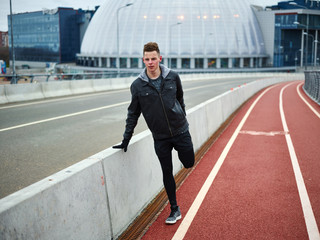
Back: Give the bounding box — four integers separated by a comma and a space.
112, 138, 130, 152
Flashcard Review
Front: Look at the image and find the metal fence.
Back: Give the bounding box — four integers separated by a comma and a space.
0, 72, 139, 84
304, 71, 320, 105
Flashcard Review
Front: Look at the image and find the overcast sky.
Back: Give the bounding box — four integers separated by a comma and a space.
0, 0, 280, 32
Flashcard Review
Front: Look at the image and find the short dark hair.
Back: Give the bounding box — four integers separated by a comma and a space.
143, 42, 160, 55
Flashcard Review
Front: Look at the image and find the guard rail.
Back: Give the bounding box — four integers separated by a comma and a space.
304, 71, 320, 105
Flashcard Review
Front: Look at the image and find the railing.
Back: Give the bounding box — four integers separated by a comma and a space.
0, 72, 139, 84
0, 66, 299, 84
304, 71, 320, 105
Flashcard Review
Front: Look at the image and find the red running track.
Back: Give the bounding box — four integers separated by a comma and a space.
141, 81, 320, 240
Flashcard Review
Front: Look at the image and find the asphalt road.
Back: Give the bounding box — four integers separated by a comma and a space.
0, 76, 265, 198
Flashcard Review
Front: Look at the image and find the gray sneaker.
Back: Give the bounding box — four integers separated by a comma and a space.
165, 206, 182, 224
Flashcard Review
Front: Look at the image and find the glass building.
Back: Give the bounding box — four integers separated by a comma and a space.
78, 0, 267, 70
271, 1, 320, 67
8, 8, 95, 65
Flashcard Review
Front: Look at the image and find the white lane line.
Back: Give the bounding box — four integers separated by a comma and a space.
184, 80, 245, 92
171, 84, 277, 240
239, 130, 288, 136
0, 89, 130, 110
296, 82, 320, 119
280, 83, 320, 240
0, 101, 130, 133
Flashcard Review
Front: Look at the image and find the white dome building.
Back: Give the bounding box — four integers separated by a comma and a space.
77, 0, 267, 70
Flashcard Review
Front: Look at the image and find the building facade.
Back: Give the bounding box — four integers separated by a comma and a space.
254, 0, 320, 68
78, 0, 268, 71
8, 7, 96, 67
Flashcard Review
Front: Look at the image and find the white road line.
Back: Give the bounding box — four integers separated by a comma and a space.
296, 82, 320, 119
184, 80, 245, 92
239, 130, 288, 136
171, 84, 277, 240
280, 83, 320, 240
0, 101, 130, 132
0, 89, 129, 110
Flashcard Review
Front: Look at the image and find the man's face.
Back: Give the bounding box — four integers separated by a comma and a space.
143, 51, 162, 73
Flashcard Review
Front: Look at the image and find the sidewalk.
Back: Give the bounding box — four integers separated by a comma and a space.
141, 81, 320, 240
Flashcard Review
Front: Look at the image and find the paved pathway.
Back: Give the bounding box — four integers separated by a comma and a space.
141, 81, 320, 240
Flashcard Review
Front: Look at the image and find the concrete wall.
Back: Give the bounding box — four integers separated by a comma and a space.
0, 72, 298, 105
0, 74, 304, 239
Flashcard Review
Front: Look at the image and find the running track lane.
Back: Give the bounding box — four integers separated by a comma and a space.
141, 81, 320, 240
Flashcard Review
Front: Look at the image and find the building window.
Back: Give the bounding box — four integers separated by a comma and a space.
195, 58, 203, 68
244, 58, 250, 68
102, 58, 107, 67
208, 58, 216, 68
171, 58, 177, 68
182, 58, 190, 68
220, 58, 228, 68
120, 58, 127, 68
233, 58, 240, 68
110, 58, 116, 68
130, 58, 139, 68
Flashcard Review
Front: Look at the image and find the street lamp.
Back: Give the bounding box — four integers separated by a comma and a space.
169, 22, 182, 69
295, 49, 301, 67
315, 39, 319, 66
9, 0, 16, 84
304, 32, 315, 65
290, 2, 309, 70
116, 3, 133, 76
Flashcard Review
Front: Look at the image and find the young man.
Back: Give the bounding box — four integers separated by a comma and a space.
113, 42, 195, 224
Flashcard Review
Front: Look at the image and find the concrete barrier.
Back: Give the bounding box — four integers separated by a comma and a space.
0, 73, 298, 104
0, 85, 8, 104
70, 80, 95, 95
4, 83, 45, 103
42, 81, 72, 98
0, 74, 304, 239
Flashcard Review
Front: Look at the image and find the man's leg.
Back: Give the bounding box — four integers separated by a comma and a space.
174, 131, 195, 168
154, 139, 177, 207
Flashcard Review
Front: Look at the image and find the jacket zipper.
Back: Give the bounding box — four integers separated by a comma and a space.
159, 93, 173, 137
149, 83, 173, 137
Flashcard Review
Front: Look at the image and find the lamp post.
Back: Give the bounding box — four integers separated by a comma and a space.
9, 0, 16, 84
314, 31, 318, 66
116, 3, 133, 76
295, 49, 301, 67
290, 2, 309, 70
169, 22, 182, 69
304, 32, 315, 65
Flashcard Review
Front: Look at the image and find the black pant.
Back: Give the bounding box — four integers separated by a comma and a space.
154, 130, 195, 208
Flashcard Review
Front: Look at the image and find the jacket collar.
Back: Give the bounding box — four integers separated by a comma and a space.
138, 64, 171, 83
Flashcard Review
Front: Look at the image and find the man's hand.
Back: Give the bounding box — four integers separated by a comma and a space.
112, 138, 130, 152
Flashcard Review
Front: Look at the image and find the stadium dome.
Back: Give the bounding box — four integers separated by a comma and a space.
78, 0, 267, 69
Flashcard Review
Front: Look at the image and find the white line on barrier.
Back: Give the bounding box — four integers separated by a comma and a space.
296, 82, 320, 119
171, 84, 277, 240
0, 101, 130, 132
280, 83, 320, 240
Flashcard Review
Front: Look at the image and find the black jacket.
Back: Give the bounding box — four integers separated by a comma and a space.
123, 64, 189, 140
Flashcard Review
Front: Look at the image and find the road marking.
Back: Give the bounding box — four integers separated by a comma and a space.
0, 101, 130, 132
280, 83, 320, 240
171, 84, 277, 240
185, 80, 239, 92
296, 82, 320, 119
239, 130, 288, 136
0, 89, 130, 110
